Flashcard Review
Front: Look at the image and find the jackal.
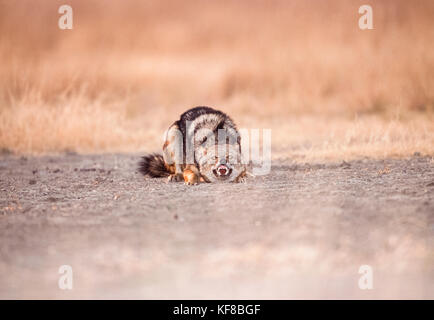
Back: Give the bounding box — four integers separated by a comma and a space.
139, 106, 246, 184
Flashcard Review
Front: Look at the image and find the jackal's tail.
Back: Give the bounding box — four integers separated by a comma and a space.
138, 153, 170, 178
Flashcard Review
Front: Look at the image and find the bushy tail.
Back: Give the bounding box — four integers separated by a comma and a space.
138, 153, 170, 178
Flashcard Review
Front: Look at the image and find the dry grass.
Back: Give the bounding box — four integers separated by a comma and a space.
0, 0, 433, 161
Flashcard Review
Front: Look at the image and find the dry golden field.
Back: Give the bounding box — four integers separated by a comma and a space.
0, 0, 433, 161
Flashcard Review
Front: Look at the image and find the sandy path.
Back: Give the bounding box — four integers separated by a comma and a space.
0, 153, 433, 299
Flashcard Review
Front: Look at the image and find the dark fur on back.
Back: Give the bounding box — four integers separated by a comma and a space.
176, 106, 239, 159
138, 153, 170, 177
177, 106, 232, 139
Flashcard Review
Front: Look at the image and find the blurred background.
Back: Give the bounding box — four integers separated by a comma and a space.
0, 1, 433, 300
0, 0, 433, 160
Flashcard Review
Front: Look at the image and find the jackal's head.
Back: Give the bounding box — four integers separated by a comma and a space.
195, 142, 246, 183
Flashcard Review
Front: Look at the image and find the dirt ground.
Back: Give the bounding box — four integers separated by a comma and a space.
0, 153, 433, 299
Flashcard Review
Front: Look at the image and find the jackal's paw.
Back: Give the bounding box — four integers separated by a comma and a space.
167, 173, 183, 182
183, 168, 199, 185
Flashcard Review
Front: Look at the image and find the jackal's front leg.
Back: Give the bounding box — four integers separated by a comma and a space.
163, 122, 184, 183
183, 165, 200, 185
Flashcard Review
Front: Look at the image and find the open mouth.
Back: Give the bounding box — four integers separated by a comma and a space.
213, 164, 232, 178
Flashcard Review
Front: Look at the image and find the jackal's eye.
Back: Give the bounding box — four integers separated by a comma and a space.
201, 136, 207, 144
